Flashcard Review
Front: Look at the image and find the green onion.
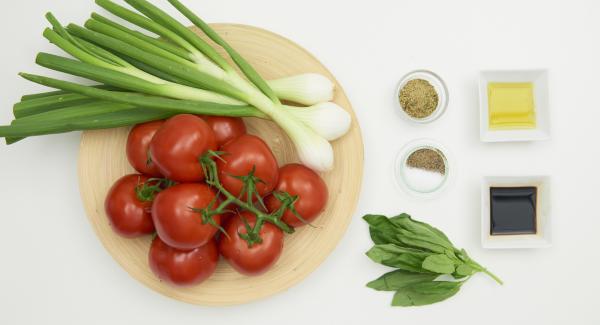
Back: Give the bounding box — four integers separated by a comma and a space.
36, 52, 243, 105
268, 73, 334, 106
281, 102, 351, 141
2, 108, 172, 139
46, 12, 119, 66
167, 0, 279, 103
8, 101, 137, 143
18, 73, 265, 118
116, 55, 197, 88
20, 85, 117, 102
21, 90, 70, 101
83, 18, 194, 68
95, 0, 223, 73
16, 73, 336, 117
13, 100, 135, 125
64, 24, 244, 99
1, 0, 352, 171
90, 12, 192, 60
123, 0, 231, 72
14, 93, 95, 118
166, 0, 334, 170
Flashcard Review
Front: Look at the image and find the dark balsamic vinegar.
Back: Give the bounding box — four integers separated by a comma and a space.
490, 186, 537, 235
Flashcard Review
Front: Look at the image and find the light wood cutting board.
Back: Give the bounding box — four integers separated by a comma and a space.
78, 24, 364, 306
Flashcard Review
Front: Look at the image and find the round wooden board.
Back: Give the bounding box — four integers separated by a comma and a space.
78, 24, 364, 306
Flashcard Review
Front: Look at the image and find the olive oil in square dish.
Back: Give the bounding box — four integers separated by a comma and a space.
479, 70, 551, 142
487, 82, 536, 130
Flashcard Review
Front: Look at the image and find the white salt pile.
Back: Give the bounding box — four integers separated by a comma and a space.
402, 166, 445, 193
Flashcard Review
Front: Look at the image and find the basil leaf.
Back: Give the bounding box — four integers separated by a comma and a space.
422, 254, 456, 274
367, 270, 438, 291
363, 214, 395, 229
364, 215, 402, 245
451, 273, 468, 280
410, 218, 453, 244
392, 281, 463, 307
396, 229, 447, 253
456, 248, 473, 264
455, 264, 476, 277
370, 228, 401, 245
383, 255, 430, 273
364, 213, 503, 307
366, 244, 431, 273
390, 214, 453, 248
445, 248, 459, 260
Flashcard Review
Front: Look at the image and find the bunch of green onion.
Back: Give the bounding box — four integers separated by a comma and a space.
0, 0, 352, 171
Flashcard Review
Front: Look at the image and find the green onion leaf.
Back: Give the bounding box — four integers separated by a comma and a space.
90, 12, 192, 60
45, 12, 118, 66
13, 93, 95, 118
1, 108, 172, 140
18, 73, 266, 118
65, 24, 244, 99
168, 0, 280, 104
84, 18, 193, 67
95, 0, 202, 58
20, 85, 117, 102
123, 0, 230, 71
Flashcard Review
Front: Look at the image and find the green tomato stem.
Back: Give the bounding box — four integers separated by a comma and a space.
200, 153, 294, 247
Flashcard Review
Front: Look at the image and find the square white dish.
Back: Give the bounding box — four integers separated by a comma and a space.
481, 176, 552, 249
479, 69, 551, 142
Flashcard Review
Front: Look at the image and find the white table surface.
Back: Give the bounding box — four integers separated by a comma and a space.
1, 0, 598, 324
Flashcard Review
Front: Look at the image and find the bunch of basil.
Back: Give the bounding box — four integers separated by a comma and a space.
364, 213, 502, 306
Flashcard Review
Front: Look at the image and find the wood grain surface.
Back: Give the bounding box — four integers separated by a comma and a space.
78, 24, 364, 306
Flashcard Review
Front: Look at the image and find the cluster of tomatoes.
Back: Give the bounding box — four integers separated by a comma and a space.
104, 114, 328, 286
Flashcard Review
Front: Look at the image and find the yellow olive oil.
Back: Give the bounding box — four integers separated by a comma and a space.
488, 82, 536, 130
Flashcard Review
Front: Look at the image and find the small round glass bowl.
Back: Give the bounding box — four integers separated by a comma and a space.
395, 70, 449, 124
394, 139, 454, 199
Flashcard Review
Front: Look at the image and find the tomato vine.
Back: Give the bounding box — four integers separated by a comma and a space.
195, 151, 300, 247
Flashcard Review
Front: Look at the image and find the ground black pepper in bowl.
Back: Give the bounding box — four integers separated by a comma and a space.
406, 148, 446, 175
395, 139, 453, 197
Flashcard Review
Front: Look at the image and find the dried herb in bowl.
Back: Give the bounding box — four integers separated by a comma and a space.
399, 79, 439, 119
364, 213, 502, 307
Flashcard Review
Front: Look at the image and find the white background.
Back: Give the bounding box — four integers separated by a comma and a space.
0, 0, 598, 324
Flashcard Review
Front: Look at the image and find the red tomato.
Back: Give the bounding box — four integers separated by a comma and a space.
202, 116, 246, 147
152, 183, 221, 250
213, 212, 235, 244
265, 164, 328, 227
126, 121, 163, 177
149, 114, 217, 182
219, 212, 284, 276
149, 236, 218, 286
217, 134, 279, 201
104, 174, 155, 238
219, 212, 235, 229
